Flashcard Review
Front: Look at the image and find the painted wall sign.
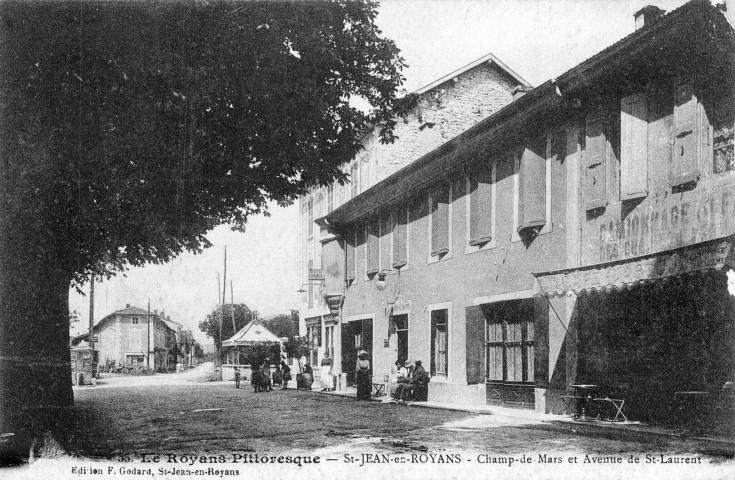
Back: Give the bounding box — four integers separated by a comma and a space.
538, 238, 733, 295
595, 186, 735, 263
384, 294, 413, 317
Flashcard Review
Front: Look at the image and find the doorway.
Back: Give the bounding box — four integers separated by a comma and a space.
341, 318, 373, 386
391, 314, 409, 365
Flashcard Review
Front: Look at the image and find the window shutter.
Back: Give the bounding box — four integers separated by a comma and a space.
469, 167, 493, 246
517, 138, 547, 232
366, 221, 379, 275
380, 215, 391, 271
431, 185, 450, 256
671, 83, 699, 186
465, 305, 486, 385
584, 110, 607, 210
620, 93, 649, 200
392, 208, 407, 268
345, 231, 355, 281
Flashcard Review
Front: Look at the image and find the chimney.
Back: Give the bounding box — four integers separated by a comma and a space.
512, 85, 532, 101
125, 303, 130, 308
635, 5, 666, 30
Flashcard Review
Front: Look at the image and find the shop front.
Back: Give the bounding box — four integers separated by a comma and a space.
535, 235, 735, 430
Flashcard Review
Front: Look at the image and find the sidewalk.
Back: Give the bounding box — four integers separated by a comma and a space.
316, 389, 735, 447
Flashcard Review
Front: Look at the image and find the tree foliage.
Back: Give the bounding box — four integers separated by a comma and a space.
261, 311, 298, 338
0, 0, 408, 288
198, 303, 254, 347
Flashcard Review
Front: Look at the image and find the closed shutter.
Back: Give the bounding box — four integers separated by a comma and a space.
465, 305, 486, 384
431, 185, 450, 256
392, 208, 407, 268
366, 221, 379, 275
671, 83, 700, 186
469, 166, 493, 245
584, 110, 607, 210
380, 215, 392, 271
345, 231, 355, 281
621, 93, 649, 200
517, 138, 547, 232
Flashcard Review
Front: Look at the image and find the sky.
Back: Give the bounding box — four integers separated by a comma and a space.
68, 0, 691, 343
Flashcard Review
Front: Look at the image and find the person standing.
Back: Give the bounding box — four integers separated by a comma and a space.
261, 358, 272, 392
320, 352, 334, 391
355, 350, 371, 400
233, 366, 241, 389
280, 358, 291, 390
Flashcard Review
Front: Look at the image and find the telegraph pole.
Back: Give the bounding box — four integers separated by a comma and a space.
89, 277, 95, 377
147, 299, 151, 370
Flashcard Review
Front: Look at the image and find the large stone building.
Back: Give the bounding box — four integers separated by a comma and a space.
306, 0, 735, 431
298, 52, 531, 373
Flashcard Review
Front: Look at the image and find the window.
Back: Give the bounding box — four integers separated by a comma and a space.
431, 309, 448, 377
307, 258, 314, 308
467, 162, 494, 248
485, 300, 534, 384
392, 206, 408, 268
350, 163, 359, 199
712, 105, 734, 174
132, 317, 139, 325
620, 93, 649, 200
517, 137, 547, 234
345, 230, 356, 282
430, 184, 450, 258
584, 108, 608, 210
307, 197, 314, 237
327, 184, 334, 213
366, 221, 379, 275
671, 83, 700, 186
325, 325, 335, 361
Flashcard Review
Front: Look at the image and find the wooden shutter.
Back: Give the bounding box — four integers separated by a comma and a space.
392, 208, 407, 268
345, 231, 355, 281
584, 110, 607, 210
517, 138, 547, 232
469, 166, 493, 246
465, 305, 486, 385
671, 83, 700, 186
431, 185, 450, 256
380, 215, 391, 271
366, 222, 379, 275
620, 93, 649, 200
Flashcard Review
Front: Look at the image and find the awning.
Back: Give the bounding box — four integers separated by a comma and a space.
221, 321, 283, 348
533, 235, 735, 297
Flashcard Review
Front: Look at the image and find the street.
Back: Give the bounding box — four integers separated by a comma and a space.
68, 369, 734, 463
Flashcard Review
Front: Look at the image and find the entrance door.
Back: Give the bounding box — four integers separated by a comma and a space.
393, 315, 408, 364
341, 318, 373, 386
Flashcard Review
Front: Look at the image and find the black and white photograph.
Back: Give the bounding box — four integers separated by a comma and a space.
0, 0, 734, 478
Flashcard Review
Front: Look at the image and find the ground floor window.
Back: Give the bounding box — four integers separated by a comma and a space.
484, 299, 535, 407
307, 323, 321, 367
325, 324, 335, 361
431, 309, 448, 377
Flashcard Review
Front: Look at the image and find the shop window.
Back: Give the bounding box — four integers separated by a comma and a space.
671, 83, 700, 187
307, 324, 321, 366
366, 221, 379, 276
467, 163, 494, 247
484, 300, 534, 384
430, 184, 450, 258
517, 137, 547, 234
431, 309, 449, 377
620, 92, 649, 200
325, 325, 335, 361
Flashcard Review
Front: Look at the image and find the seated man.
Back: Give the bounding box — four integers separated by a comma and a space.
389, 360, 409, 399
398, 360, 429, 402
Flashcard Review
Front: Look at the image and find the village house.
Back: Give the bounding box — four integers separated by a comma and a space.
310, 0, 735, 430
298, 50, 532, 380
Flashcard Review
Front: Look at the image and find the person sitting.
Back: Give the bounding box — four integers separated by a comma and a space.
392, 360, 413, 401
396, 360, 429, 402
390, 360, 409, 399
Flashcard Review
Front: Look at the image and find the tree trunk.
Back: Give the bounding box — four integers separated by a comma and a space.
0, 254, 74, 461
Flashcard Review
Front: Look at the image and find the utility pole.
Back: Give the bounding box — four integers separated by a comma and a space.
217, 272, 222, 367
89, 277, 95, 377
230, 280, 236, 333
147, 299, 151, 370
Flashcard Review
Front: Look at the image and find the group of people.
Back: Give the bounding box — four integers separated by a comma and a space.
232, 357, 293, 391
390, 359, 429, 402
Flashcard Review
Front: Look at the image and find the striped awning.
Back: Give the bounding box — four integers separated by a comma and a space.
533, 235, 735, 297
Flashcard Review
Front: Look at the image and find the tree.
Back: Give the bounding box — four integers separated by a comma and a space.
198, 303, 255, 356
261, 313, 297, 338
0, 0, 408, 458
283, 336, 311, 373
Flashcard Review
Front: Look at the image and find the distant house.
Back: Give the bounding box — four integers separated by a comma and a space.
73, 304, 178, 371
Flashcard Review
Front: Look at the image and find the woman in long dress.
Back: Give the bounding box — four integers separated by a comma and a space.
355, 350, 371, 400
320, 352, 334, 391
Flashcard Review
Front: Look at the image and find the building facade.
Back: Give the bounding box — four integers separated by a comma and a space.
315, 0, 735, 429
298, 52, 532, 376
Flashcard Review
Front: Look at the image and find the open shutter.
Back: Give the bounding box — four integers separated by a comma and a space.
584, 110, 607, 210
671, 83, 700, 186
620, 93, 649, 200
345, 231, 355, 281
466, 305, 486, 385
392, 208, 407, 268
366, 221, 379, 275
431, 185, 450, 256
469, 166, 493, 245
517, 138, 547, 232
